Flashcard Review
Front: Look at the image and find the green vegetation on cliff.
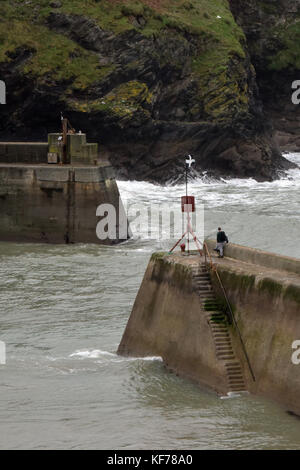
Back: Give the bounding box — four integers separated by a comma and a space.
0, 0, 247, 119
0, 0, 294, 182
268, 22, 300, 71
230, 0, 300, 71
0, 2, 113, 89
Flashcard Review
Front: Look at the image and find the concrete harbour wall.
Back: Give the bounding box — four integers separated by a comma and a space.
118, 254, 228, 394
119, 247, 300, 414
0, 163, 127, 244
211, 259, 300, 414
206, 239, 300, 275
0, 143, 48, 164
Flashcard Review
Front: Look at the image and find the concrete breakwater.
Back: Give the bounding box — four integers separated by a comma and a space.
118, 243, 300, 415
0, 163, 126, 244
0, 132, 128, 244
0, 142, 48, 164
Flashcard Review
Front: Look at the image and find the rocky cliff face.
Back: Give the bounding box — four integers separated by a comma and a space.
0, 0, 298, 182
229, 0, 300, 153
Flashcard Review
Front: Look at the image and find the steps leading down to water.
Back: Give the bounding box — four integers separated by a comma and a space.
191, 263, 246, 394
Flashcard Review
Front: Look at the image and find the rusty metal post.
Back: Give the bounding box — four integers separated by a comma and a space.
62, 118, 68, 164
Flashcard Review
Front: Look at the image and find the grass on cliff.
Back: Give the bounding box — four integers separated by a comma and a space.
268, 22, 300, 70
0, 0, 247, 120
0, 0, 245, 78
0, 20, 114, 89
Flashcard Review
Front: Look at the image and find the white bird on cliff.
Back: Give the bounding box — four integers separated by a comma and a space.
186, 154, 195, 168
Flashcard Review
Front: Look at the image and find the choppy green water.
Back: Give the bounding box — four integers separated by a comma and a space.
0, 154, 299, 449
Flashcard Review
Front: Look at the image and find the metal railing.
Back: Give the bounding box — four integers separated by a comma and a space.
203, 242, 256, 382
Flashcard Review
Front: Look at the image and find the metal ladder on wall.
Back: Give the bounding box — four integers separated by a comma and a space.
191, 263, 247, 394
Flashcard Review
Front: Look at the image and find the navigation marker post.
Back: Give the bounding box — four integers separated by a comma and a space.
169, 155, 203, 256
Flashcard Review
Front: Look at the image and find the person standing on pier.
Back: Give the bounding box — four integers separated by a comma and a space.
215, 227, 229, 258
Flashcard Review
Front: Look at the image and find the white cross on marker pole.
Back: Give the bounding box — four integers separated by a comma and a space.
186, 154, 195, 168
185, 154, 195, 254
185, 154, 195, 197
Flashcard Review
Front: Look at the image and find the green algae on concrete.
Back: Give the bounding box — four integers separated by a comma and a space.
213, 269, 256, 293
284, 285, 300, 306
257, 278, 284, 298
150, 252, 167, 261
150, 254, 193, 291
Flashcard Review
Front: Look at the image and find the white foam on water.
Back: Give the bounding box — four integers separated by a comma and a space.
69, 349, 116, 359
69, 349, 163, 363
117, 153, 300, 222
118, 152, 300, 198
139, 356, 163, 361
220, 391, 250, 400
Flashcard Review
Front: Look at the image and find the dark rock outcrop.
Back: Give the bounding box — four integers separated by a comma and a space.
0, 0, 298, 182
229, 0, 300, 153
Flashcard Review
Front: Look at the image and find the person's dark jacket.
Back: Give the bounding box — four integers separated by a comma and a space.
217, 231, 228, 243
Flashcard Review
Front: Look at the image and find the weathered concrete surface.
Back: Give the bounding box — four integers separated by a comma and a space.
206, 239, 300, 276
119, 247, 300, 414
48, 132, 98, 165
210, 254, 300, 415
0, 163, 127, 244
0, 142, 48, 164
118, 253, 229, 395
